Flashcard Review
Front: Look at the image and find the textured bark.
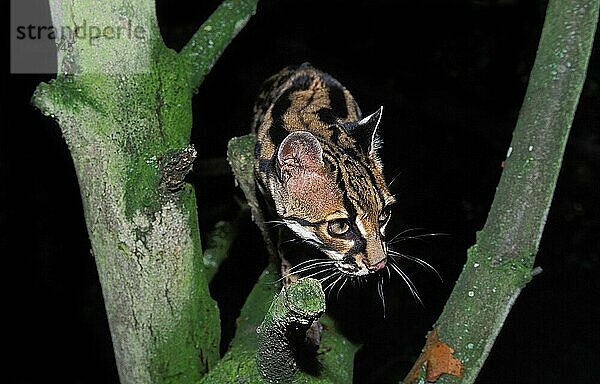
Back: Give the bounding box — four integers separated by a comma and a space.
31, 1, 258, 383
256, 278, 326, 383
405, 0, 599, 382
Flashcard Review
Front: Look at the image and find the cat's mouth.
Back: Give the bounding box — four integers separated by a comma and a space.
335, 259, 387, 277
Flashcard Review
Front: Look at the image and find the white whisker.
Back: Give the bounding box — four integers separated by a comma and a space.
336, 276, 349, 300
389, 258, 423, 306
290, 264, 336, 278
388, 250, 442, 282
266, 259, 336, 284
290, 259, 330, 270
323, 274, 344, 297
301, 266, 336, 281
280, 238, 302, 245
385, 263, 391, 280
264, 221, 285, 225
387, 168, 404, 188
377, 276, 386, 318
319, 270, 339, 285
388, 232, 449, 245
264, 220, 288, 229
288, 258, 335, 272
388, 228, 425, 243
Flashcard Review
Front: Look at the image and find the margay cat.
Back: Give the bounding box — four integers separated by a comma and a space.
252, 63, 397, 287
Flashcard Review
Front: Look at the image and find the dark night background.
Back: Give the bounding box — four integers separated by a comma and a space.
4, 0, 599, 383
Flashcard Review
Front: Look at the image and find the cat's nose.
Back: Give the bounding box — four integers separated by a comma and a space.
368, 258, 387, 272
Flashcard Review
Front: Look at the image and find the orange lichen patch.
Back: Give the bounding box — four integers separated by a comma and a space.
405, 329, 464, 383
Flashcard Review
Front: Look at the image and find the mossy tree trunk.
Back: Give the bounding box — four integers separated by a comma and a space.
32, 1, 258, 383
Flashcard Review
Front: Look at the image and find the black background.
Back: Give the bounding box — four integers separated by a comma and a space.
4, 0, 599, 383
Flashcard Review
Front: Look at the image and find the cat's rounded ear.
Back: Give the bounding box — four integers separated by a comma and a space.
277, 131, 324, 182
347, 106, 383, 157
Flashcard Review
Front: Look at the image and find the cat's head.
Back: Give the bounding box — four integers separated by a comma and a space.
271, 107, 395, 277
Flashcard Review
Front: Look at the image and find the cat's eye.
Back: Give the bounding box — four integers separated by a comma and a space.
328, 219, 350, 236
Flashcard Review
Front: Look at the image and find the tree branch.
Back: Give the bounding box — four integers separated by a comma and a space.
256, 278, 326, 383
405, 0, 599, 382
179, 0, 259, 93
